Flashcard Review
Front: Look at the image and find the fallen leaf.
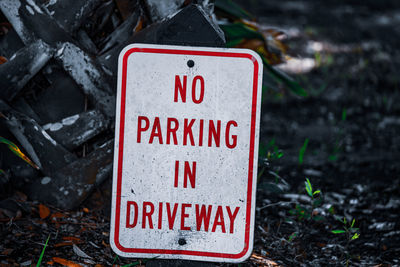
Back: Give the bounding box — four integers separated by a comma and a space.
47, 261, 54, 265
63, 236, 81, 242
0, 56, 7, 64
73, 244, 92, 259
82, 207, 89, 213
52, 257, 83, 267
1, 248, 13, 255
54, 241, 74, 248
39, 204, 51, 219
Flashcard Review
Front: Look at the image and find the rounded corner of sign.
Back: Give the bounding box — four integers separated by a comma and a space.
241, 49, 263, 67
109, 233, 127, 256
118, 43, 144, 61
230, 244, 254, 263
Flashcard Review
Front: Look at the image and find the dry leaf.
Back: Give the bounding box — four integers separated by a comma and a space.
39, 204, 50, 219
73, 244, 92, 259
52, 257, 83, 267
0, 56, 7, 64
63, 236, 81, 242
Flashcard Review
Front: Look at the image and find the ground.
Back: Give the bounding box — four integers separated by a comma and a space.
1, 0, 400, 266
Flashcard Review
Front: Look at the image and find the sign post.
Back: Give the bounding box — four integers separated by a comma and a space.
110, 44, 263, 263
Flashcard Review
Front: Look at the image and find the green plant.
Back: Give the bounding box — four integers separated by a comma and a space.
215, 0, 307, 97
0, 136, 39, 169
288, 232, 298, 242
289, 178, 324, 221
298, 138, 309, 165
36, 234, 51, 267
332, 217, 360, 242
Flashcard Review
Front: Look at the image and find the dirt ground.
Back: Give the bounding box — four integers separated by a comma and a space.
1, 0, 400, 266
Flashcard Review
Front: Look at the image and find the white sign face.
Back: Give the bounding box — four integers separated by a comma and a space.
110, 43, 263, 263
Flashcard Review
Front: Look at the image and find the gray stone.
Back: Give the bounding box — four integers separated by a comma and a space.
26, 140, 114, 210
28, 63, 86, 124
98, 4, 226, 83
0, 40, 53, 101
42, 110, 108, 150
38, 0, 102, 34
144, 0, 185, 22
0, 100, 77, 176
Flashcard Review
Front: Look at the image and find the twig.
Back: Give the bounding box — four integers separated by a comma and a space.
257, 201, 297, 211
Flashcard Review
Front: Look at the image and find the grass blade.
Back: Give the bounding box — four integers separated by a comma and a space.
299, 138, 309, 165
0, 136, 40, 169
214, 0, 252, 20
36, 234, 51, 267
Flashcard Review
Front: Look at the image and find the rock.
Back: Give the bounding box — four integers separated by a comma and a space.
0, 29, 24, 59
1, 0, 115, 117
27, 63, 86, 124
0, 40, 53, 101
26, 140, 114, 210
98, 7, 143, 55
0, 100, 77, 176
12, 97, 42, 125
55, 42, 115, 116
42, 110, 108, 150
38, 0, 102, 34
76, 30, 98, 55
144, 0, 185, 22
98, 4, 226, 82
115, 0, 140, 20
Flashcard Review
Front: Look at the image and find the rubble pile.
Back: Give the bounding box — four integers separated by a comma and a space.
0, 0, 225, 209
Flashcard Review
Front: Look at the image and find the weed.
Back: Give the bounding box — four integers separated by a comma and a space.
332, 217, 360, 242
289, 178, 324, 221
259, 138, 284, 161
36, 234, 51, 267
298, 138, 309, 165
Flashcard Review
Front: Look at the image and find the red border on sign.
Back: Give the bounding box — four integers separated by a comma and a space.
114, 47, 259, 259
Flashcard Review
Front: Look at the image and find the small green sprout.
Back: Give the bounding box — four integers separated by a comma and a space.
36, 234, 51, 267
298, 138, 309, 165
332, 217, 360, 242
288, 232, 298, 242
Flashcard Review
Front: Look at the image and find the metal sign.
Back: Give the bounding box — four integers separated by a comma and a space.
110, 43, 263, 262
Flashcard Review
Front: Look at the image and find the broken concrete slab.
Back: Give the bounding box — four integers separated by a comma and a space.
1, 0, 115, 117
42, 110, 108, 150
0, 40, 53, 101
38, 0, 102, 34
26, 139, 114, 210
98, 7, 143, 54
144, 0, 185, 22
0, 100, 77, 176
98, 4, 226, 82
55, 42, 115, 116
26, 63, 86, 124
0, 29, 25, 59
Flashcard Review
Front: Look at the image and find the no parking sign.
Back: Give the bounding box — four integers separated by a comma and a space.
110, 44, 263, 262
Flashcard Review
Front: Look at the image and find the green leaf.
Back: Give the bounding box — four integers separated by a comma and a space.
313, 190, 321, 195
351, 233, 360, 240
36, 234, 51, 267
351, 218, 355, 228
331, 230, 346, 234
214, 0, 252, 20
0, 136, 39, 170
288, 232, 298, 242
220, 23, 264, 47
299, 138, 309, 165
305, 178, 313, 197
342, 108, 347, 121
343, 217, 347, 224
312, 215, 325, 221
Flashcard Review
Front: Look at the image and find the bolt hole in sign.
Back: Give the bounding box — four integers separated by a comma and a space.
111, 43, 263, 263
